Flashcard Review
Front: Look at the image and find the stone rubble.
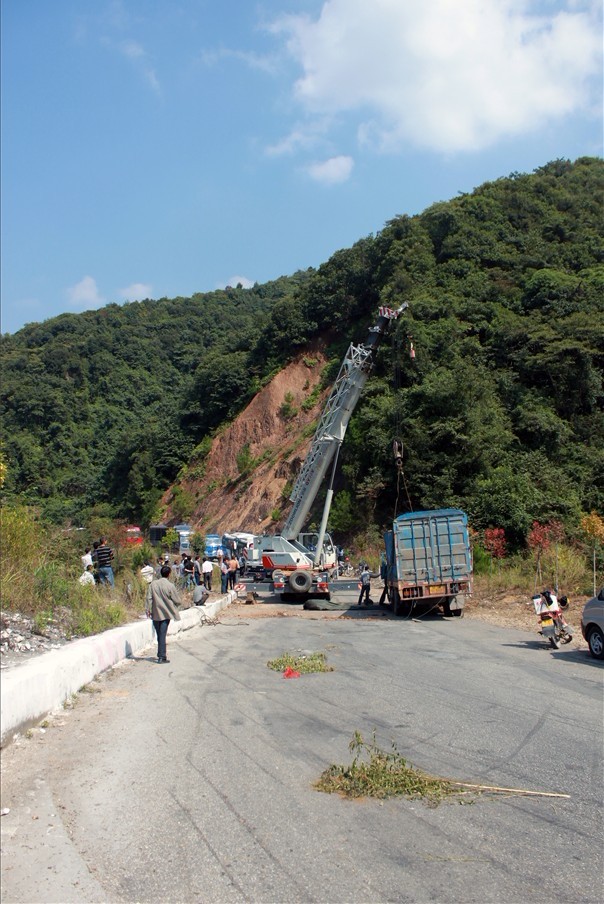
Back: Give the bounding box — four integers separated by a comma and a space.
0, 609, 77, 670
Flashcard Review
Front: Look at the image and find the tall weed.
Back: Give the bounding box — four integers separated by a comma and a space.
1, 505, 48, 611
71, 587, 125, 636
1, 503, 131, 634
474, 544, 590, 597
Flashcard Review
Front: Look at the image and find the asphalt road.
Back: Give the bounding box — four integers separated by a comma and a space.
1, 607, 602, 904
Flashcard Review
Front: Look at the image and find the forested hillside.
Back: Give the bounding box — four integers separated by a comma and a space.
2, 157, 603, 547
0, 273, 311, 524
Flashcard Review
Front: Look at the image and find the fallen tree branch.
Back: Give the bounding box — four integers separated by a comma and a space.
446, 781, 570, 798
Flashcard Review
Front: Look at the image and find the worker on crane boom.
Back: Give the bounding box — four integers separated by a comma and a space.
262, 301, 408, 600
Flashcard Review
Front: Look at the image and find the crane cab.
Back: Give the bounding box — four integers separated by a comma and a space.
297, 531, 337, 570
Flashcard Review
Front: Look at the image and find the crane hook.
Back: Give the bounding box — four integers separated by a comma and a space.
393, 439, 404, 472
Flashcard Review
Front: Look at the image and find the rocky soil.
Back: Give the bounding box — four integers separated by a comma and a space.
0, 608, 77, 669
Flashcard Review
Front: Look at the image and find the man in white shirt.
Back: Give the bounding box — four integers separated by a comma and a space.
201, 557, 214, 590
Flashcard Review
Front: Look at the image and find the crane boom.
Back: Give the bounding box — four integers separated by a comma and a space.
282, 303, 408, 542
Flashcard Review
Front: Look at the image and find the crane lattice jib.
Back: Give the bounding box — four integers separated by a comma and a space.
282, 304, 406, 539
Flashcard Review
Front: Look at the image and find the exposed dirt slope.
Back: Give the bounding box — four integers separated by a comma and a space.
163, 343, 331, 534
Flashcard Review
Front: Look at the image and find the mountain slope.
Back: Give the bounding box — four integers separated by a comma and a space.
2, 157, 602, 547
164, 343, 331, 534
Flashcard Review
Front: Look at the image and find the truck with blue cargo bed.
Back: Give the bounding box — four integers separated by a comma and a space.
384, 508, 472, 618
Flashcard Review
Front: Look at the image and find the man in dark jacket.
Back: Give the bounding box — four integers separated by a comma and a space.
145, 565, 182, 664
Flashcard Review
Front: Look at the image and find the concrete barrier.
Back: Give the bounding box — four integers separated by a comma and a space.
0, 592, 235, 746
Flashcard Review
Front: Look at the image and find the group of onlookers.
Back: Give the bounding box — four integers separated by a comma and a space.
78, 539, 115, 587
143, 551, 243, 664
147, 552, 245, 593
77, 539, 247, 664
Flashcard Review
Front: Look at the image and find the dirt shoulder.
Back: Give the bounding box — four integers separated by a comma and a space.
463, 588, 588, 652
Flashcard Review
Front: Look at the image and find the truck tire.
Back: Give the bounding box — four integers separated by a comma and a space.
289, 570, 312, 593
392, 588, 413, 618
444, 595, 465, 617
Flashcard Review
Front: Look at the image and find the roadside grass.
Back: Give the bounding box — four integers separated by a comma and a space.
267, 650, 334, 673
0, 503, 142, 636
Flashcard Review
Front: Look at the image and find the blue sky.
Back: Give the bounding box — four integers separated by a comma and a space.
2, 0, 602, 335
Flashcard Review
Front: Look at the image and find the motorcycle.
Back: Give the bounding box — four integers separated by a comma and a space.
531, 590, 573, 649
337, 558, 355, 578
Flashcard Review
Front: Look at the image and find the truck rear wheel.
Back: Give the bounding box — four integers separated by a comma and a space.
444, 595, 465, 617
392, 589, 413, 618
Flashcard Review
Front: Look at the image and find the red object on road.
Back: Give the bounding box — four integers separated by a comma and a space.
283, 667, 301, 679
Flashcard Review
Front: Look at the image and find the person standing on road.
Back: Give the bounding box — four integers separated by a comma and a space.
378, 555, 389, 606
202, 557, 213, 590
358, 564, 371, 606
227, 555, 238, 590
145, 565, 182, 664
193, 555, 203, 586
220, 558, 229, 594
182, 554, 195, 590
96, 537, 115, 587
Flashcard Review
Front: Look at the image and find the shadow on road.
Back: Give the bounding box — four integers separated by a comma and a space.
501, 641, 601, 667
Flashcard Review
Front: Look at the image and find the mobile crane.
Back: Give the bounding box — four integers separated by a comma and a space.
260, 302, 408, 600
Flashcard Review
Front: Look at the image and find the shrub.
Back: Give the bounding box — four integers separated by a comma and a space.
236, 443, 253, 474
472, 543, 491, 575
279, 392, 298, 420
72, 589, 125, 636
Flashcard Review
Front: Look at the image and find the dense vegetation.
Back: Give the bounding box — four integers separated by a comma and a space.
2, 157, 603, 556
1, 274, 311, 524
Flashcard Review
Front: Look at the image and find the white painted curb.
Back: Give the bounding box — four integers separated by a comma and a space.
0, 592, 236, 746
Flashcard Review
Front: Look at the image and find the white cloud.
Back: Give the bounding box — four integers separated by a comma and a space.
270, 0, 603, 153
116, 39, 161, 95
66, 276, 104, 309
120, 39, 145, 60
307, 155, 354, 184
201, 47, 277, 75
119, 282, 152, 301
265, 115, 334, 157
